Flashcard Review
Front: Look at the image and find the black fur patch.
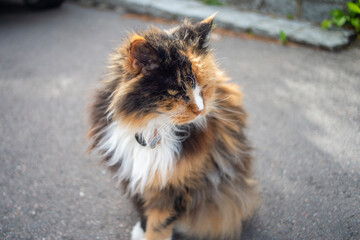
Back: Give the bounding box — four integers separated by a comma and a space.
153, 195, 185, 232
179, 123, 208, 158
130, 193, 147, 232
118, 49, 195, 116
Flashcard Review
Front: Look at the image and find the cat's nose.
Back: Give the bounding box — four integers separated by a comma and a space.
194, 110, 202, 116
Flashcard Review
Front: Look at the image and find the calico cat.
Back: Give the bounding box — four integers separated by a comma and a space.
87, 14, 260, 240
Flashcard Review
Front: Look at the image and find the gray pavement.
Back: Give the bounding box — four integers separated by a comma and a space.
0, 2, 359, 240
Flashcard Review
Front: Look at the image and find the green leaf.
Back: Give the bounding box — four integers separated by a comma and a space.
321, 19, 333, 29
350, 18, 360, 32
330, 9, 344, 18
347, 2, 360, 14
349, 11, 357, 18
279, 30, 287, 45
323, 3, 360, 33
334, 16, 347, 27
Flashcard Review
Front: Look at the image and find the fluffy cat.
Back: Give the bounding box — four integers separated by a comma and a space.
87, 14, 260, 240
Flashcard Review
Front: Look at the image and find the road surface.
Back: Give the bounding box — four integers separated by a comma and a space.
0, 1, 359, 239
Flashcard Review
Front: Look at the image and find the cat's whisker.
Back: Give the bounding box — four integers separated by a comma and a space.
215, 105, 244, 115
216, 113, 240, 116
154, 111, 192, 142
214, 96, 231, 103
209, 110, 237, 117
208, 106, 240, 116
151, 117, 173, 136
208, 113, 240, 123
147, 110, 182, 142
157, 121, 173, 135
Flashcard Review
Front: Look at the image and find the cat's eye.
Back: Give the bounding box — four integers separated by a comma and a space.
167, 89, 179, 96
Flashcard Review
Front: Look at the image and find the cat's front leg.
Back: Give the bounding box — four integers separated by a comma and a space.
131, 221, 145, 240
144, 208, 175, 240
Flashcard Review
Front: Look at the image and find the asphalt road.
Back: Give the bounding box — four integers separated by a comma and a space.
0, 1, 359, 240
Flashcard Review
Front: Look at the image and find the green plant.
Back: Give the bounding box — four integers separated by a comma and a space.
321, 1, 360, 34
279, 30, 287, 45
202, 0, 224, 6
286, 14, 294, 20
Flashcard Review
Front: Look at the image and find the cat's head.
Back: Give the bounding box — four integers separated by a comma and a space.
109, 14, 220, 128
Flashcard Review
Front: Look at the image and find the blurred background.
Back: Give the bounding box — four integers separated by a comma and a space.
0, 0, 359, 239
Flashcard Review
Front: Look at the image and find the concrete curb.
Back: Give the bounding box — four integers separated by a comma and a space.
74, 0, 355, 50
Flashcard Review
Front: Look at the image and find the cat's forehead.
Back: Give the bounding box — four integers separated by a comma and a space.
135, 27, 206, 88
143, 31, 194, 65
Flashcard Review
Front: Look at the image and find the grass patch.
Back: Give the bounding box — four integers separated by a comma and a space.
202, 0, 224, 6
279, 30, 287, 45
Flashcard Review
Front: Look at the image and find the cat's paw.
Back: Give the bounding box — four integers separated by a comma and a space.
131, 221, 145, 240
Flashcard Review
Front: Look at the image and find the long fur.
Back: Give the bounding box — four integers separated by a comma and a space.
88, 15, 260, 240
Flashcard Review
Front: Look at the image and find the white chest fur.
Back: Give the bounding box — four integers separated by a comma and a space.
97, 117, 181, 193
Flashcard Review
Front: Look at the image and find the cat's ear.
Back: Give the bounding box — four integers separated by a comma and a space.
194, 13, 216, 49
129, 36, 159, 73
